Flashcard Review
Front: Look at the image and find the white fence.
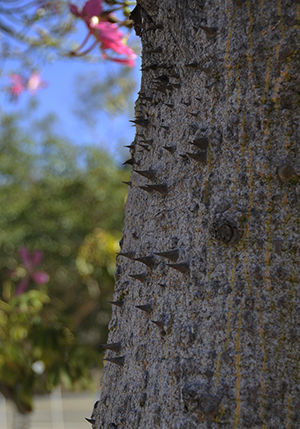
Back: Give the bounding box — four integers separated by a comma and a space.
0, 388, 99, 429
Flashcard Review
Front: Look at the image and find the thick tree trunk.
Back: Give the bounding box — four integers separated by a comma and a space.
94, 0, 300, 427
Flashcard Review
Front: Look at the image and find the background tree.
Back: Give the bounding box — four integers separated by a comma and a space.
0, 109, 130, 415
94, 1, 300, 428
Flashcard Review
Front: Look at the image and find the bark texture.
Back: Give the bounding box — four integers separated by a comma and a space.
93, 0, 300, 427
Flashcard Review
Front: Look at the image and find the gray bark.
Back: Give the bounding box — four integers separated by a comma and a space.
93, 0, 300, 427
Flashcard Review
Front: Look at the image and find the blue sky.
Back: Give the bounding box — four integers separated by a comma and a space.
0, 18, 141, 164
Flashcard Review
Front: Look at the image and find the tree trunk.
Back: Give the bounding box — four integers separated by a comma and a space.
94, 0, 300, 427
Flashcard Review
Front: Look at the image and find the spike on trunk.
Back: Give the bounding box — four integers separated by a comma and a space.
154, 249, 179, 262
186, 152, 207, 164
129, 273, 148, 282
104, 356, 125, 368
99, 342, 122, 353
167, 262, 190, 274
136, 304, 153, 314
117, 252, 135, 260
134, 255, 156, 268
146, 184, 168, 195
108, 300, 124, 308
134, 169, 156, 181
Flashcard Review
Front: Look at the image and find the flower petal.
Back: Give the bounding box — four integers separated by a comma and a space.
19, 247, 32, 267
31, 250, 43, 266
32, 272, 50, 285
15, 279, 29, 295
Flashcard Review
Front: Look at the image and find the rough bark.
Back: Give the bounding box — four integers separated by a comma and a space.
93, 0, 300, 428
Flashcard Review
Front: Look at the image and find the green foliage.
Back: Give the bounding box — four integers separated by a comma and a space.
0, 111, 129, 413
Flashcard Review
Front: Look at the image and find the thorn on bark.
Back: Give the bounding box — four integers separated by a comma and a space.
163, 146, 176, 154
124, 143, 135, 149
122, 181, 132, 186
146, 184, 168, 195
164, 103, 174, 108
186, 151, 207, 164
139, 185, 154, 194
134, 255, 156, 268
104, 356, 125, 367
136, 304, 153, 314
154, 249, 179, 262
117, 251, 135, 260
122, 157, 135, 166
130, 118, 150, 128
108, 300, 124, 308
161, 125, 170, 131
85, 417, 96, 424
199, 25, 218, 38
167, 262, 190, 273
189, 137, 209, 150
151, 319, 166, 335
158, 282, 167, 287
134, 169, 156, 181
129, 273, 147, 283
99, 342, 122, 353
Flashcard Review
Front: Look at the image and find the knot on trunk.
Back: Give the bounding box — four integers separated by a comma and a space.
211, 206, 245, 246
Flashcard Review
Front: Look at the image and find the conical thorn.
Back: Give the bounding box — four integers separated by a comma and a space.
163, 146, 176, 154
146, 184, 168, 195
99, 342, 121, 353
85, 417, 96, 424
129, 118, 150, 128
199, 25, 217, 38
139, 186, 154, 194
122, 157, 135, 166
108, 300, 124, 308
186, 152, 207, 164
167, 262, 190, 274
151, 320, 165, 330
154, 249, 179, 262
134, 169, 156, 181
136, 304, 153, 314
134, 255, 156, 268
104, 356, 125, 367
117, 251, 135, 260
122, 181, 132, 186
129, 273, 147, 283
190, 137, 209, 150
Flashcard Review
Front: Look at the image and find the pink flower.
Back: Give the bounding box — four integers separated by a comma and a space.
8, 74, 26, 100
26, 72, 47, 94
69, 0, 136, 66
69, 0, 102, 22
90, 21, 136, 58
15, 247, 49, 295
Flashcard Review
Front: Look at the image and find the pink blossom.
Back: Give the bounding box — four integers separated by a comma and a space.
69, 0, 136, 66
26, 72, 47, 94
15, 247, 49, 295
69, 0, 102, 23
90, 21, 136, 58
8, 74, 26, 100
